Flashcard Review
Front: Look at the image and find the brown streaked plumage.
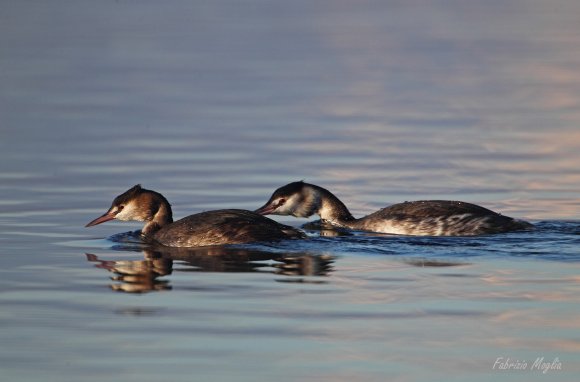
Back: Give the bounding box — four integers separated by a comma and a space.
86, 185, 305, 247
256, 181, 533, 236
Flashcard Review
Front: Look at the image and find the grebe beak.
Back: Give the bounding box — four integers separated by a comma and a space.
85, 211, 116, 227
255, 202, 276, 215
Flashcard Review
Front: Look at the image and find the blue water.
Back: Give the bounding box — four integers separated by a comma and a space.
1, 1, 580, 381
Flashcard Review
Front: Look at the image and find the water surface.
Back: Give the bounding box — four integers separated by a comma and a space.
1, 1, 580, 381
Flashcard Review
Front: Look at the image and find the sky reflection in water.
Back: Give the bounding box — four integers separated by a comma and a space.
1, 0, 580, 219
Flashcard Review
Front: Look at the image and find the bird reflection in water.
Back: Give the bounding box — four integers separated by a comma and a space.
86, 246, 334, 293
86, 252, 172, 293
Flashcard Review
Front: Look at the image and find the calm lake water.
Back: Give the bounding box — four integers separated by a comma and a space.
1, 1, 579, 381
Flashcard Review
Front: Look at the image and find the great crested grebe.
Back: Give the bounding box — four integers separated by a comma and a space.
86, 185, 305, 247
256, 181, 533, 236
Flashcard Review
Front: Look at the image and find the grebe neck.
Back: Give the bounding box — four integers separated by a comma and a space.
142, 201, 173, 237
309, 185, 356, 227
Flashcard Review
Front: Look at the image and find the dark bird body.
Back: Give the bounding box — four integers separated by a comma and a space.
152, 209, 304, 247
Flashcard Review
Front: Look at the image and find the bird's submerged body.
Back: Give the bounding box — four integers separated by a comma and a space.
256, 182, 533, 236
86, 185, 304, 248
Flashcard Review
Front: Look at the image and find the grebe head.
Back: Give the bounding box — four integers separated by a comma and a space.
85, 184, 172, 227
255, 181, 321, 218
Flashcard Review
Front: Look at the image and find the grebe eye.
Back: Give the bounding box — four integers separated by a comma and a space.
277, 198, 286, 206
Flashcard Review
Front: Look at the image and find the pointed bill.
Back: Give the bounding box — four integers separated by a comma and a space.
85, 212, 116, 227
